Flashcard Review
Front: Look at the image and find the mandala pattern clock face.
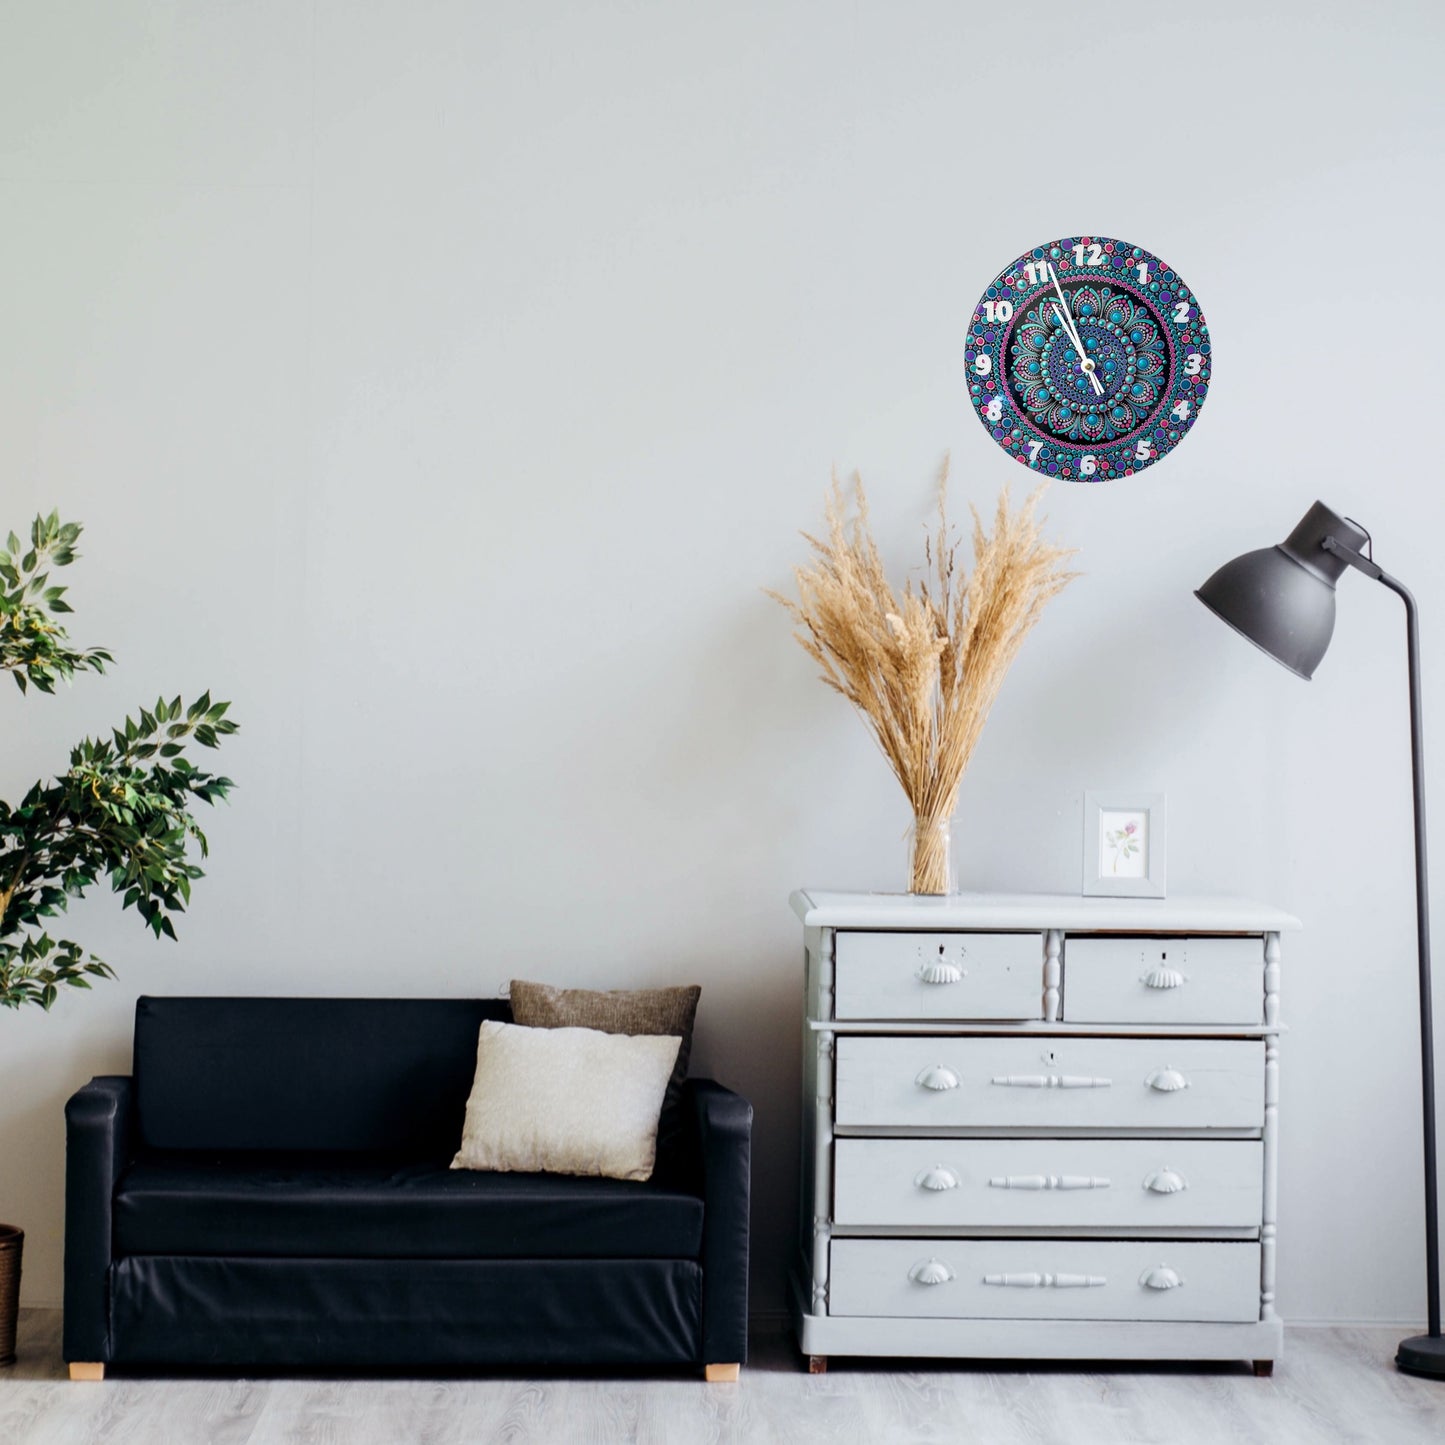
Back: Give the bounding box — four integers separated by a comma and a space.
967, 236, 1211, 481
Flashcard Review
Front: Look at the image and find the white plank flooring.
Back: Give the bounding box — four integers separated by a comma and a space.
3, 1309, 1443, 1444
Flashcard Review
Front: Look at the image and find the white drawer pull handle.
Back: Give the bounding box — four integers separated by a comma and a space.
917, 961, 964, 985
1143, 1166, 1188, 1195
983, 1272, 1107, 1289
989, 1174, 1110, 1191
909, 1258, 955, 1286
1140, 1265, 1185, 1291
991, 1073, 1112, 1090
914, 1166, 960, 1192
1145, 1067, 1190, 1092
916, 1065, 960, 1092
1142, 966, 1188, 989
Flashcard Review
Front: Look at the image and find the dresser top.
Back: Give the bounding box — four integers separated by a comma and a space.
790, 889, 1302, 933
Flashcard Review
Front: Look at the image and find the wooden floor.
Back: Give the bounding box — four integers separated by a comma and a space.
3, 1310, 1444, 1444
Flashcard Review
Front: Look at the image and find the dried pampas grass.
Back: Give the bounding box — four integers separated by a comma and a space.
770, 460, 1077, 893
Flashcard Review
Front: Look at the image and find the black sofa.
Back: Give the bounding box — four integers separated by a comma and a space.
63, 996, 751, 1380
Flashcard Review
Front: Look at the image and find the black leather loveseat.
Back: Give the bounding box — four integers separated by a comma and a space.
64, 996, 751, 1380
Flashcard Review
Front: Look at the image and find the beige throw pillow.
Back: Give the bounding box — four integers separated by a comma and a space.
509, 980, 701, 1150
451, 1020, 681, 1182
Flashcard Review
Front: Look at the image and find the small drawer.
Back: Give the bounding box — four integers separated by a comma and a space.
829, 1238, 1261, 1322
834, 931, 1042, 1021
834, 1036, 1264, 1131
834, 1138, 1262, 1230
1063, 936, 1263, 1025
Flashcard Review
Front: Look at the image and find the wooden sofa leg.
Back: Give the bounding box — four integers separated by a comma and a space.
69, 1362, 105, 1381
704, 1363, 740, 1383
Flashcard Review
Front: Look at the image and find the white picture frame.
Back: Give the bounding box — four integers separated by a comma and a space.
1082, 791, 1167, 898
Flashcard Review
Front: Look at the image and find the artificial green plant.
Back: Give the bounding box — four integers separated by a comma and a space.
0, 512, 237, 1009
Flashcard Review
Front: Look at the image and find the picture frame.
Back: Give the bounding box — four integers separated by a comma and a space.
1082, 791, 1167, 898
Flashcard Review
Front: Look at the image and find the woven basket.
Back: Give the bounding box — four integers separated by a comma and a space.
0, 1225, 22, 1366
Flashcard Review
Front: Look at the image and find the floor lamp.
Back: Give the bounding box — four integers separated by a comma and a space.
1196, 500, 1442, 1378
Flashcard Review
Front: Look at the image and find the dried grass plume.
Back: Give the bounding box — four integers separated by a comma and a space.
769, 459, 1078, 892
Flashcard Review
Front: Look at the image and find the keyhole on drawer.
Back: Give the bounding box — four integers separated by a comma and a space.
1043, 1049, 1058, 1066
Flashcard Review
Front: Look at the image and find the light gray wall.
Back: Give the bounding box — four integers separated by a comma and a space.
2, 1, 1442, 1324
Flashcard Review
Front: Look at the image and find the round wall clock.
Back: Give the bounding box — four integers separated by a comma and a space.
966, 236, 1211, 481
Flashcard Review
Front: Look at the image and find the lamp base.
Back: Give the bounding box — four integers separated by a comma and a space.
1396, 1333, 1445, 1378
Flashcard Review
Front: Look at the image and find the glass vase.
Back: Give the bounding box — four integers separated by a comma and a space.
908, 814, 956, 896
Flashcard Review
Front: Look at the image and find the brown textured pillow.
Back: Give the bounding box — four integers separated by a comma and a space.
509, 981, 701, 1150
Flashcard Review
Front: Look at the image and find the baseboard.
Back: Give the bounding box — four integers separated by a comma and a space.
20, 1301, 1429, 1334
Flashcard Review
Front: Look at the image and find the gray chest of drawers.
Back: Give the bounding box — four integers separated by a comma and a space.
790, 890, 1301, 1373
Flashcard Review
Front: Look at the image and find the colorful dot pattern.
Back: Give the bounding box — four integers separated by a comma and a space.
967, 237, 1211, 482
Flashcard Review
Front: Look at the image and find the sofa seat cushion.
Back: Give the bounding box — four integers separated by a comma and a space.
114, 1153, 704, 1260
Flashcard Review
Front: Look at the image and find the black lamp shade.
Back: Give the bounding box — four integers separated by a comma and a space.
1195, 501, 1371, 680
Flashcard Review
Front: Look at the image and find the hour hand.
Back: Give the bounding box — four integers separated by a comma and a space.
1048, 267, 1105, 397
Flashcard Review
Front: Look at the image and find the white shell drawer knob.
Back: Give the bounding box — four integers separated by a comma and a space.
915, 1064, 960, 1092
917, 961, 964, 985
1146, 1067, 1190, 1092
1139, 1265, 1185, 1291
1142, 966, 1187, 989
909, 1258, 955, 1286
914, 1166, 960, 1192
1143, 1166, 1189, 1195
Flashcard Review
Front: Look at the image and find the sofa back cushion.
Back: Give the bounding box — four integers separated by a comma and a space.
133, 996, 511, 1154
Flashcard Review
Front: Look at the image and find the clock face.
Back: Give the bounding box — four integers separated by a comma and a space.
967, 236, 1211, 482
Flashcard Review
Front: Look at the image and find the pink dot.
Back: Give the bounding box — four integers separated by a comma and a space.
1104, 243, 1115, 254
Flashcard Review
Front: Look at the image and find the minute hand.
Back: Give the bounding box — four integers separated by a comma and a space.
1048, 265, 1104, 397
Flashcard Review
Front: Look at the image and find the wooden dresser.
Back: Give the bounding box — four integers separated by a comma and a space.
790, 890, 1301, 1373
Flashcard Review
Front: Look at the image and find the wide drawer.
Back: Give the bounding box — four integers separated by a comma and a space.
834, 931, 1042, 1021
834, 1036, 1264, 1130
829, 1238, 1261, 1321
1063, 936, 1263, 1024
834, 1138, 1262, 1230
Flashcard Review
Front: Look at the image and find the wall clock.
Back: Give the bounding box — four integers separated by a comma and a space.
967, 236, 1211, 481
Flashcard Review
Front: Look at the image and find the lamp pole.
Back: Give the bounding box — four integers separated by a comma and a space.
1321, 535, 1440, 1358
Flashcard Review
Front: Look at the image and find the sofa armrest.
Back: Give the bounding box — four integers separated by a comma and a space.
682, 1078, 752, 1366
63, 1076, 134, 1363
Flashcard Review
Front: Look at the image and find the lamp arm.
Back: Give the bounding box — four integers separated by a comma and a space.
1324, 532, 1440, 1340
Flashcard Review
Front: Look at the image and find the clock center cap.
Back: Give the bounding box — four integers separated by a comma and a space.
1080, 358, 1097, 374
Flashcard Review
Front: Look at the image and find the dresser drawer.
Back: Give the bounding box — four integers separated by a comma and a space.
830, 1239, 1261, 1322
1063, 936, 1263, 1024
834, 1138, 1262, 1230
834, 1036, 1264, 1130
834, 931, 1042, 1021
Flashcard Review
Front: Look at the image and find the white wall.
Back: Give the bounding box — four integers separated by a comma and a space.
2, 0, 1442, 1325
